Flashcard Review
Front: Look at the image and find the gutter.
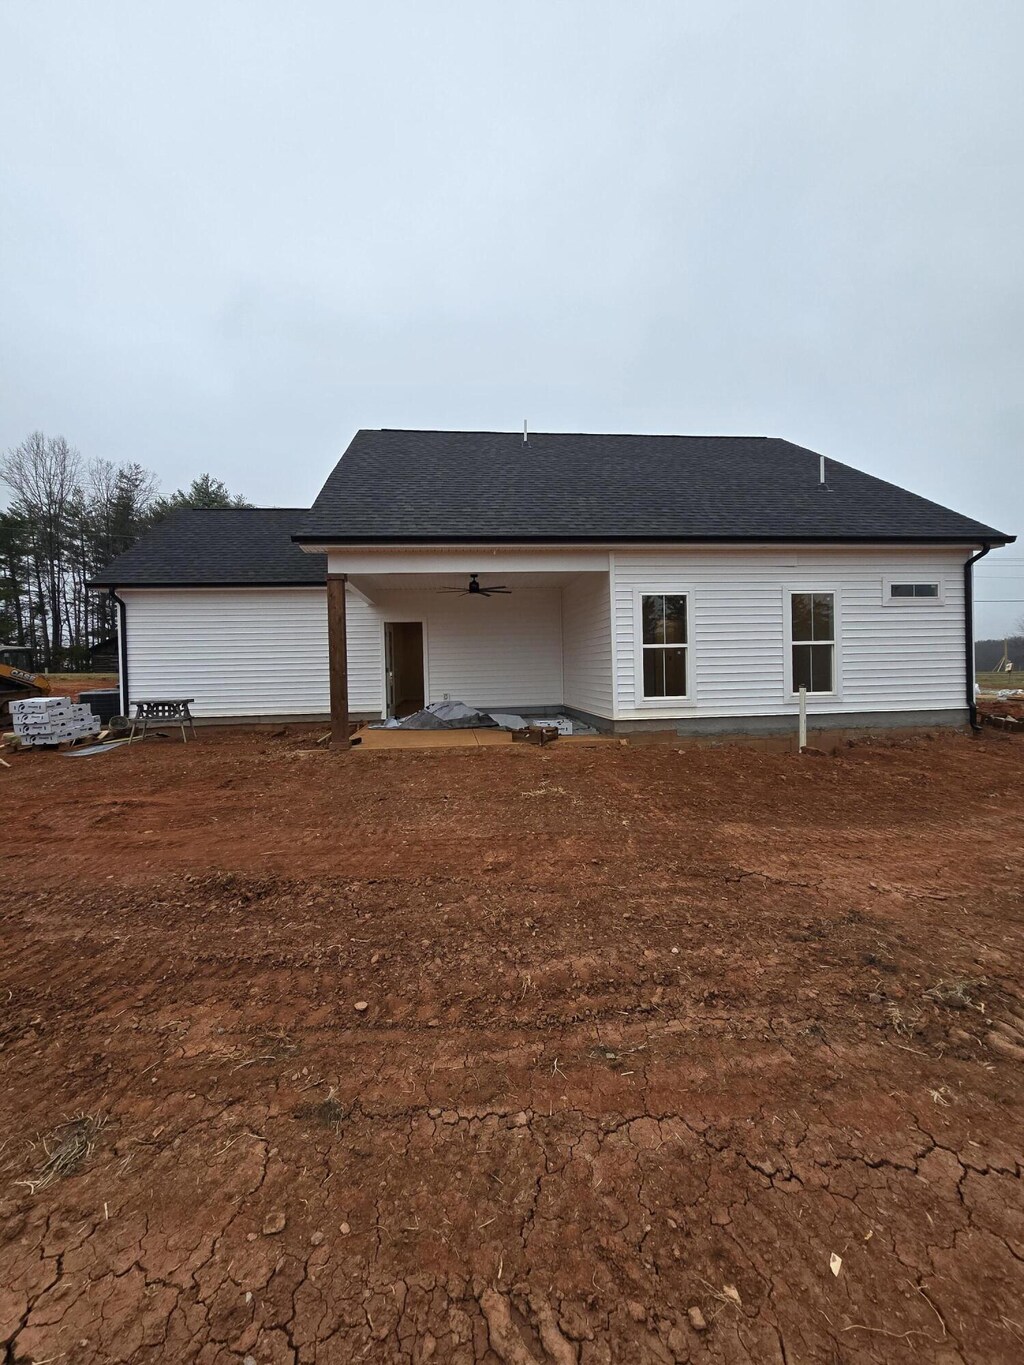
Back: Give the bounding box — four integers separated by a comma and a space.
109, 588, 129, 717
964, 546, 991, 731
292, 532, 1014, 547
87, 578, 325, 589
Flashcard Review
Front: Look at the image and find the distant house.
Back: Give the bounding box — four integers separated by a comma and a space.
88, 635, 119, 673
90, 429, 1014, 736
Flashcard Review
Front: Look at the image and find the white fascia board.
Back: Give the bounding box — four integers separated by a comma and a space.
324, 547, 612, 574
299, 540, 982, 566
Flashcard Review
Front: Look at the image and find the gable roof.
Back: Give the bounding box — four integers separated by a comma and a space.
295, 429, 1012, 545
89, 508, 325, 587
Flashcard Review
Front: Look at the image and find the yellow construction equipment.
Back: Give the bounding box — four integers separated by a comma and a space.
0, 663, 52, 722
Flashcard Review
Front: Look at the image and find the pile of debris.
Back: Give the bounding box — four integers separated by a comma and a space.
374, 700, 498, 731
9, 696, 101, 747
372, 700, 590, 736
976, 685, 1024, 733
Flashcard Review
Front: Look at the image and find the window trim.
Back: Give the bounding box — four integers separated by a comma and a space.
783, 586, 841, 701
632, 587, 694, 707
882, 577, 945, 606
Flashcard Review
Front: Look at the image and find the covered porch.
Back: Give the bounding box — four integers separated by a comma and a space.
323, 553, 614, 742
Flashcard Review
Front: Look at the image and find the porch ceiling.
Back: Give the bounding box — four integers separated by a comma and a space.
349, 570, 598, 595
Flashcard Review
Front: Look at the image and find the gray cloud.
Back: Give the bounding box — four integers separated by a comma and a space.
1, 0, 1021, 632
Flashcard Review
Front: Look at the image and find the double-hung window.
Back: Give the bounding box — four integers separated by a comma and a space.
791, 592, 835, 693
641, 594, 688, 698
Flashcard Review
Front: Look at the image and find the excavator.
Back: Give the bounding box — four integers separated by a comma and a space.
0, 662, 51, 724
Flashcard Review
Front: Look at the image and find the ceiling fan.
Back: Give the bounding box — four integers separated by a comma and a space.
439, 574, 512, 597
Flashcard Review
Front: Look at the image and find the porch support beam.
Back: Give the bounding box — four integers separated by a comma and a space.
326, 572, 350, 745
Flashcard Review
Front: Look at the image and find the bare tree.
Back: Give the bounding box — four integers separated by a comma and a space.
85, 458, 159, 638
0, 433, 82, 666
2, 432, 246, 668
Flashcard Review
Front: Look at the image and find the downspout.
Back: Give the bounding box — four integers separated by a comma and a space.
964, 545, 990, 732
109, 588, 129, 717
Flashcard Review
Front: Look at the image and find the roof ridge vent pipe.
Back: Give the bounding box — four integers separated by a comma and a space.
818, 454, 831, 490
523, 419, 528, 444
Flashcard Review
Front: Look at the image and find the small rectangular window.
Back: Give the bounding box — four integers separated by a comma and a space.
791, 592, 834, 693
889, 582, 939, 599
641, 594, 688, 698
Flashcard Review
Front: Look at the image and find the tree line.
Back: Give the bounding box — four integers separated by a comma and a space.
976, 637, 1024, 672
1, 431, 249, 671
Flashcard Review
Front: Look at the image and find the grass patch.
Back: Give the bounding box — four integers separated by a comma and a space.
977, 671, 1022, 691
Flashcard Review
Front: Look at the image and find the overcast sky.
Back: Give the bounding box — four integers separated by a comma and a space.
1, 1, 1021, 634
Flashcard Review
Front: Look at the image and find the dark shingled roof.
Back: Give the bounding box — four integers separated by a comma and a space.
295, 429, 1012, 545
89, 508, 325, 587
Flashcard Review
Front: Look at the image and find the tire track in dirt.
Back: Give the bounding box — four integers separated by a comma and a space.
1, 729, 1023, 1361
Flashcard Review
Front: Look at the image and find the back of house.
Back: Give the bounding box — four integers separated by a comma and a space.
90, 429, 1014, 738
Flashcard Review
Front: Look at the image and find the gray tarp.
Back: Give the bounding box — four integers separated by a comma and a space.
385, 700, 500, 730
373, 701, 577, 732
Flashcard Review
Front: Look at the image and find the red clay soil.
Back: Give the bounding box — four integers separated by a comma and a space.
1, 728, 1023, 1365
36, 676, 119, 701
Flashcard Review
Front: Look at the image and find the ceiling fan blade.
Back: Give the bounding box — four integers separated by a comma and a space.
437, 576, 512, 595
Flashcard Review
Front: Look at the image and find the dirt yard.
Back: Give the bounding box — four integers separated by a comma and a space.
1, 728, 1023, 1365
34, 675, 119, 700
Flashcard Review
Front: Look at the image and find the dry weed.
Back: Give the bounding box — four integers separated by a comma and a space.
16, 1115, 105, 1194
924, 979, 986, 1012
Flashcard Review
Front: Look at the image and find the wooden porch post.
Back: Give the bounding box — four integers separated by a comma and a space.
326, 572, 350, 745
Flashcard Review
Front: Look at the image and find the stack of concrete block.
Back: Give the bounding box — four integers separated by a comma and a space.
10, 696, 102, 746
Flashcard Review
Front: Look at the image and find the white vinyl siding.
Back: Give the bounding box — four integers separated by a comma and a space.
121, 587, 381, 719
343, 590, 385, 714
612, 547, 967, 719
561, 572, 614, 718
119, 545, 970, 727
369, 587, 563, 711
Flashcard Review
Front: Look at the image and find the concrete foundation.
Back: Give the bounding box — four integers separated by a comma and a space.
162, 706, 970, 754
563, 706, 971, 748
178, 712, 375, 728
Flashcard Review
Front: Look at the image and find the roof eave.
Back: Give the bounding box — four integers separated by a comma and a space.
292, 531, 1014, 547
86, 578, 326, 590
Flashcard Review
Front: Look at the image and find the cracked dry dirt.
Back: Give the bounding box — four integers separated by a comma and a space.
1, 728, 1023, 1364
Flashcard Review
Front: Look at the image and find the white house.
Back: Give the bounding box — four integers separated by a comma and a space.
91, 429, 1013, 739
